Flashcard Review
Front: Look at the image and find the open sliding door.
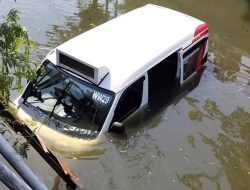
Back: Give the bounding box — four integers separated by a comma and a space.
178, 38, 208, 86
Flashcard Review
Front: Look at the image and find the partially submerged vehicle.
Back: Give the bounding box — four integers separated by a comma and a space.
15, 4, 208, 150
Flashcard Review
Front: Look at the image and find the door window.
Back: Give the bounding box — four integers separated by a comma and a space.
113, 77, 144, 122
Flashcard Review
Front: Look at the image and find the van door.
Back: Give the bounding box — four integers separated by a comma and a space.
112, 77, 145, 122
179, 38, 208, 85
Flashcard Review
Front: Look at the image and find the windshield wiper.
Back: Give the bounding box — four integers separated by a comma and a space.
49, 82, 72, 119
23, 69, 52, 103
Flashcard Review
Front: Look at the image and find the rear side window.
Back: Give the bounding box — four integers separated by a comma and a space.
183, 45, 202, 80
113, 77, 144, 122
182, 39, 207, 80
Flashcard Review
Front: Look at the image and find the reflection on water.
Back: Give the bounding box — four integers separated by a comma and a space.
48, 135, 110, 160
183, 98, 250, 190
46, 0, 121, 47
243, 0, 250, 21
0, 0, 250, 190
209, 37, 250, 85
177, 170, 224, 190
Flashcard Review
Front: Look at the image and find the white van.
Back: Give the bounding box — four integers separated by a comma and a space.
15, 4, 208, 149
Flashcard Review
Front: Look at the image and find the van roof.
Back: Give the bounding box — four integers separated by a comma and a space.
49, 4, 205, 93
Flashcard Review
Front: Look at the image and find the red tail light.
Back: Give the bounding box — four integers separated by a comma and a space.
194, 23, 208, 73
193, 23, 208, 43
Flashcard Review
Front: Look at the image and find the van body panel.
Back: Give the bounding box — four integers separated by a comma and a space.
14, 4, 209, 146
53, 4, 204, 93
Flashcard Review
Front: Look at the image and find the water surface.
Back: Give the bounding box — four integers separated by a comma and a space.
0, 0, 250, 189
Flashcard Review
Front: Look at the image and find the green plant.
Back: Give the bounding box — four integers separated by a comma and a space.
0, 9, 37, 103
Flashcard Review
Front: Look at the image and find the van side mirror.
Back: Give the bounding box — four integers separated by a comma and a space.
110, 122, 125, 133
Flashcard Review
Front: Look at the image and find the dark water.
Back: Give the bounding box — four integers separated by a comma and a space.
0, 0, 250, 189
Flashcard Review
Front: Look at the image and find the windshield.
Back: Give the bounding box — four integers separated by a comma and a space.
23, 60, 114, 139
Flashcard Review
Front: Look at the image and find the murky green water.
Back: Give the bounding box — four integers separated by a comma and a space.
1, 0, 250, 189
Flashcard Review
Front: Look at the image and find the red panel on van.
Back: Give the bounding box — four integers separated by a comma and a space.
193, 23, 208, 43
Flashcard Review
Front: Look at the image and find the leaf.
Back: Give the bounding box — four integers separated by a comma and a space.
29, 40, 36, 50
14, 37, 24, 51
6, 9, 19, 23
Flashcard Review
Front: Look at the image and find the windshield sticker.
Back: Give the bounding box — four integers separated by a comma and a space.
92, 91, 110, 104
